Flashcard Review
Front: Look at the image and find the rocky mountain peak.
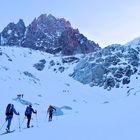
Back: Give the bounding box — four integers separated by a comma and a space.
0, 14, 100, 55
30, 14, 72, 35
0, 19, 26, 46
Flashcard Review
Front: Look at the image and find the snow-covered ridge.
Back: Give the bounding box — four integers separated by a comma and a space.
125, 37, 140, 46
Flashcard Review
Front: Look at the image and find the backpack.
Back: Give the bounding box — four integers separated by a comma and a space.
25, 106, 32, 116
5, 104, 13, 116
49, 108, 54, 114
48, 105, 54, 114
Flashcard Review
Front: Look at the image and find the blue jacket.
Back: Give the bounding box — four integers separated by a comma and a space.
12, 107, 19, 115
25, 106, 36, 115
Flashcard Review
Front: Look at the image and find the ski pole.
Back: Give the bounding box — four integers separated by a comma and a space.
44, 111, 48, 122
0, 120, 7, 131
18, 115, 21, 132
35, 113, 38, 127
20, 116, 26, 127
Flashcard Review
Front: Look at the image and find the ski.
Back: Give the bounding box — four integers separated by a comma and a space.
23, 125, 34, 129
0, 130, 15, 135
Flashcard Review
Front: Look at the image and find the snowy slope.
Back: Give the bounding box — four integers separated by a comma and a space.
0, 46, 140, 140
125, 37, 140, 46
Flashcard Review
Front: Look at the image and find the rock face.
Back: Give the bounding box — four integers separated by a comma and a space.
72, 44, 140, 90
56, 27, 98, 55
0, 19, 26, 46
33, 59, 46, 71
0, 14, 100, 55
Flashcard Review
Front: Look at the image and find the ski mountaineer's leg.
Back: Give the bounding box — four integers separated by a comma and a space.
50, 113, 53, 121
6, 117, 12, 132
49, 113, 52, 121
27, 115, 31, 128
48, 113, 51, 121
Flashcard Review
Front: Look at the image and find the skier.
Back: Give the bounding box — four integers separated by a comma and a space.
25, 104, 37, 128
47, 105, 56, 121
5, 103, 19, 132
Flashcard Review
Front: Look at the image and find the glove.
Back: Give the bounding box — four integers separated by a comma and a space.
17, 112, 20, 115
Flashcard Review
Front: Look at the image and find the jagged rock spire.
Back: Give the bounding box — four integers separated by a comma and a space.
0, 14, 100, 55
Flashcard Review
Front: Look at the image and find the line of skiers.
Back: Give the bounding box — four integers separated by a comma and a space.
3, 103, 56, 132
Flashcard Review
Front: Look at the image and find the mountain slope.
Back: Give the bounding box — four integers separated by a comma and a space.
0, 46, 140, 140
125, 37, 140, 46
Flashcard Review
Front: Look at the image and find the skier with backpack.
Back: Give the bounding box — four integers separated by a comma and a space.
47, 105, 56, 121
5, 103, 19, 132
25, 104, 37, 128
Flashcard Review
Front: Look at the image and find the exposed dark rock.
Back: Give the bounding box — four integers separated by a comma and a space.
8, 58, 12, 61
122, 77, 130, 84
23, 71, 39, 81
62, 57, 79, 63
49, 60, 55, 66
58, 66, 65, 72
104, 77, 115, 88
33, 59, 46, 71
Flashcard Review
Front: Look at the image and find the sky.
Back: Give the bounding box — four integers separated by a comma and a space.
0, 0, 140, 47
